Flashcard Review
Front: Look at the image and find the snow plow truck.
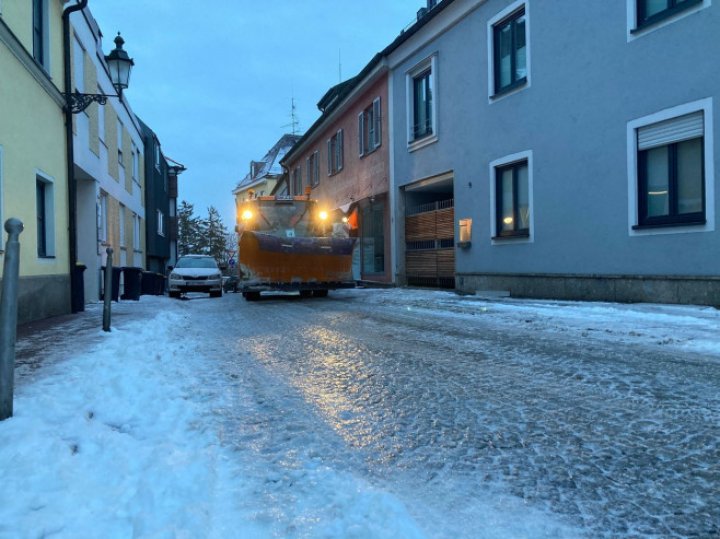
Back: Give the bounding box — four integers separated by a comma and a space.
235, 195, 356, 300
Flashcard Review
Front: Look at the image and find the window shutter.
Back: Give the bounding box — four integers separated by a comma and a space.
373, 98, 382, 148
358, 112, 364, 156
338, 130, 344, 170
327, 139, 332, 174
638, 111, 703, 150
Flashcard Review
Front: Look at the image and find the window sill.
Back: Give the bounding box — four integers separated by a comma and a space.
37, 255, 56, 259
457, 241, 471, 249
492, 233, 529, 241
360, 144, 381, 159
632, 0, 702, 33
491, 77, 528, 101
408, 134, 438, 153
632, 218, 706, 230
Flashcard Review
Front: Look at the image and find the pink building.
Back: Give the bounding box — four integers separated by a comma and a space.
281, 59, 391, 284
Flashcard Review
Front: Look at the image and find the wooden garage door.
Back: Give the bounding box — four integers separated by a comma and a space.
405, 199, 455, 288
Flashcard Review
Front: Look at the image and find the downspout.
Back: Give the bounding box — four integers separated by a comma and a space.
62, 0, 88, 313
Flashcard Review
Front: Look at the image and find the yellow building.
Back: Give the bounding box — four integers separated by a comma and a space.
0, 0, 70, 323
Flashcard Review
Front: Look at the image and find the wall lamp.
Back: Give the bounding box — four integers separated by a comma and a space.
68, 33, 134, 114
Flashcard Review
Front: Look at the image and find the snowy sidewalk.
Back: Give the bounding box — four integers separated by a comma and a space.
1, 297, 424, 539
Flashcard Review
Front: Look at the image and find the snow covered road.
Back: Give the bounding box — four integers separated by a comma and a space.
4, 288, 720, 538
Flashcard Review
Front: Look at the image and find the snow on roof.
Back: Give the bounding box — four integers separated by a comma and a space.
234, 134, 302, 191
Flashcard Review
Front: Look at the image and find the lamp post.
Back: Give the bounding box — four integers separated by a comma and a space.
68, 33, 135, 114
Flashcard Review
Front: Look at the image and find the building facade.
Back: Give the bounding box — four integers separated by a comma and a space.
0, 0, 71, 323
139, 119, 184, 275
281, 67, 393, 284
69, 6, 146, 303
388, 0, 720, 305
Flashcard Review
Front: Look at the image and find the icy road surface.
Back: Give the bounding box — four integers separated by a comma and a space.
9, 288, 720, 538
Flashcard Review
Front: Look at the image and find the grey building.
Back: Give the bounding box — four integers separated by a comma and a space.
139, 119, 185, 275
388, 0, 718, 305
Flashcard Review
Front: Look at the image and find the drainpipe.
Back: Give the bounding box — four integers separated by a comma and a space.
62, 0, 88, 313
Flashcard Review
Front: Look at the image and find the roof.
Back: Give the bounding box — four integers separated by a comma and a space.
233, 133, 301, 194
281, 0, 455, 165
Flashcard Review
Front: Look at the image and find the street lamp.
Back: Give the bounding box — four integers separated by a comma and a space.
68, 33, 134, 114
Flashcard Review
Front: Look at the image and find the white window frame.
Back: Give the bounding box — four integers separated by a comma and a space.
35, 170, 56, 257
627, 0, 711, 41
489, 150, 534, 245
627, 98, 714, 236
406, 55, 438, 152
157, 209, 165, 237
487, 0, 531, 103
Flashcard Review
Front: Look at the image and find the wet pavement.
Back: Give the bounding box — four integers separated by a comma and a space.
14, 290, 720, 538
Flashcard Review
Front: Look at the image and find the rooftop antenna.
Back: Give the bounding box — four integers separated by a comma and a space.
281, 95, 300, 135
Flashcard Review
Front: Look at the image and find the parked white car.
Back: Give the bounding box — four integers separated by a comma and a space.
168, 255, 223, 298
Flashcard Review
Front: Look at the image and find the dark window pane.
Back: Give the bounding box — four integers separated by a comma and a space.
676, 138, 703, 215
644, 146, 670, 218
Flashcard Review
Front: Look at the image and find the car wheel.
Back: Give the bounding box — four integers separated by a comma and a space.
210, 290, 222, 298
169, 291, 181, 299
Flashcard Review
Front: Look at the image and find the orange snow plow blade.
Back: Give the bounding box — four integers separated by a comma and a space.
238, 231, 355, 289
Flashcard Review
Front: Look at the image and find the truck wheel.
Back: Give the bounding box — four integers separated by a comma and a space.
243, 291, 260, 301
299, 290, 312, 298
313, 290, 328, 297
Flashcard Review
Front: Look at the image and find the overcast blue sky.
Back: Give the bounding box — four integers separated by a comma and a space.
87, 1, 424, 228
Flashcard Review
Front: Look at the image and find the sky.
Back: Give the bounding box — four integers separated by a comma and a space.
85, 1, 425, 229
3, 290, 720, 536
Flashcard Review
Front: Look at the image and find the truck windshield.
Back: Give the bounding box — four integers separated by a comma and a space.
252, 201, 315, 237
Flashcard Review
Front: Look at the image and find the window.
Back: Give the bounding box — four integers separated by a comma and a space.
133, 213, 140, 249
307, 151, 319, 187
491, 4, 527, 96
98, 192, 108, 243
157, 210, 165, 236
406, 56, 437, 149
73, 35, 85, 94
132, 142, 140, 182
636, 111, 705, 227
490, 151, 533, 242
35, 175, 54, 257
328, 129, 344, 174
636, 0, 703, 27
154, 144, 161, 171
412, 70, 432, 140
292, 166, 303, 195
359, 98, 382, 156
361, 202, 385, 274
32, 0, 47, 68
119, 204, 127, 247
495, 161, 530, 237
